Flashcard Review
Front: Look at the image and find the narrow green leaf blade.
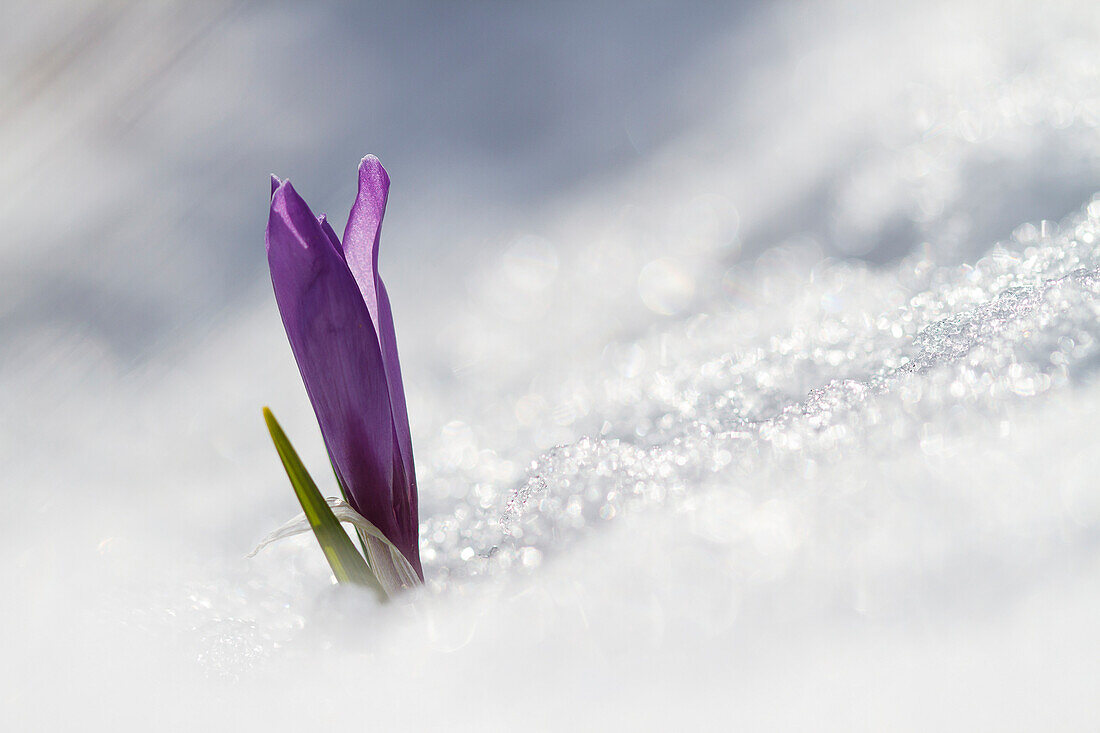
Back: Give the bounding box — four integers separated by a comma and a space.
262, 407, 382, 596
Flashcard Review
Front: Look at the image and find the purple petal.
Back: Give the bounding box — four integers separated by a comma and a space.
270, 174, 281, 199
341, 156, 419, 570
267, 181, 418, 561
317, 213, 343, 258
340, 155, 389, 331
377, 277, 416, 511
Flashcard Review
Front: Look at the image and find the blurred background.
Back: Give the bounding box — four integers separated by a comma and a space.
1, 1, 755, 361
4, 1, 1100, 730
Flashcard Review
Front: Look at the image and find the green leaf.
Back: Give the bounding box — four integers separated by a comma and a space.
262, 407, 383, 598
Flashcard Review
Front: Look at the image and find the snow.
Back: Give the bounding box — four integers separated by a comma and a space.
3, 0, 1100, 730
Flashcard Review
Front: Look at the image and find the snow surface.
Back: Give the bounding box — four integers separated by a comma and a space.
4, 0, 1100, 730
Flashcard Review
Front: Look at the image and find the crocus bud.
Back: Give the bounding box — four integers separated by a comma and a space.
265, 156, 421, 592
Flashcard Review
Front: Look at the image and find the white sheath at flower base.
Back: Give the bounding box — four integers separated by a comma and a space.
249, 497, 421, 596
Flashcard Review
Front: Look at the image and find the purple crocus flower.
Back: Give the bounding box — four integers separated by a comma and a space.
266, 155, 421, 588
